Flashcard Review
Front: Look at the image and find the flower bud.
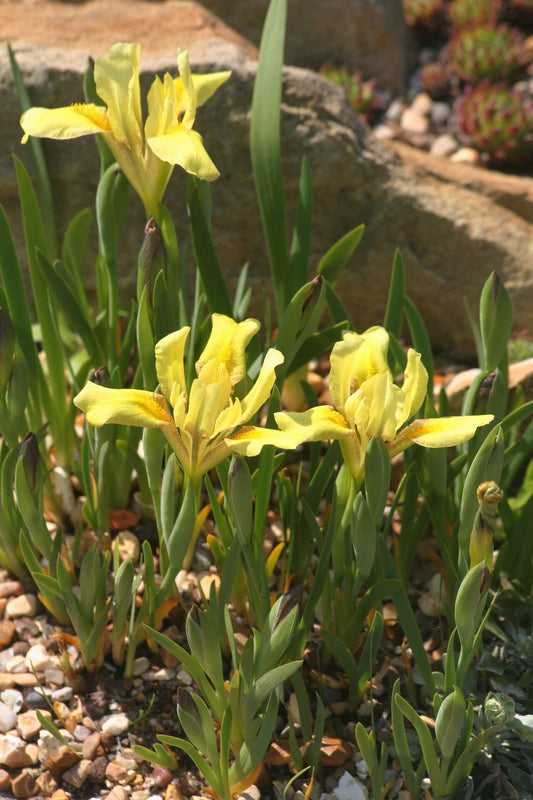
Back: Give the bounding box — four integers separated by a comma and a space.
0, 306, 16, 395
479, 271, 512, 372
484, 691, 515, 726
351, 492, 377, 578
435, 686, 466, 759
137, 217, 166, 307
469, 481, 502, 568
18, 431, 41, 494
455, 562, 491, 649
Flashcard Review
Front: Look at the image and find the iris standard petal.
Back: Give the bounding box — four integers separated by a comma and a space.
388, 414, 494, 456
155, 327, 190, 408
329, 334, 365, 411
196, 316, 260, 383
21, 104, 110, 143
74, 383, 172, 428
94, 42, 143, 151
191, 71, 231, 108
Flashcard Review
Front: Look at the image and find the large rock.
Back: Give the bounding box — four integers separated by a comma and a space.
1, 0, 532, 363
195, 0, 415, 95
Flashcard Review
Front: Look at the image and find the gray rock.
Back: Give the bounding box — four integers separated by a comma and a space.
1, 0, 533, 364
198, 0, 415, 94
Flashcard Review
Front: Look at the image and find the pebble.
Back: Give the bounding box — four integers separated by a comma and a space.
113, 530, 141, 563
24, 689, 50, 710
87, 754, 108, 783
430, 101, 450, 127
44, 667, 65, 686
82, 731, 102, 760
1, 689, 23, 712
0, 734, 33, 767
430, 133, 458, 159
400, 107, 429, 135
0, 620, 16, 647
0, 768, 9, 790
450, 146, 481, 165
62, 758, 92, 788
132, 657, 151, 677
327, 771, 368, 800
10, 770, 37, 799
106, 786, 130, 800
4, 655, 27, 674
5, 595, 38, 619
52, 686, 74, 703
411, 91, 432, 116
101, 713, 130, 737
25, 643, 53, 672
17, 709, 46, 740
0, 701, 17, 732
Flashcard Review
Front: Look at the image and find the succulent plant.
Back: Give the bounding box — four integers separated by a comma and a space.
420, 60, 452, 98
456, 80, 533, 163
448, 0, 502, 28
402, 0, 445, 27
449, 23, 530, 83
320, 64, 378, 120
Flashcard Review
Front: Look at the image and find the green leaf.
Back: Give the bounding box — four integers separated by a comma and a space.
250, 0, 289, 311
383, 249, 405, 339
404, 294, 434, 389
289, 157, 312, 295
395, 694, 445, 797
187, 178, 233, 316
318, 224, 364, 287
9, 45, 57, 257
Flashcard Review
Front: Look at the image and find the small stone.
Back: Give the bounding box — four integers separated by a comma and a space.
87, 754, 108, 783
0, 734, 33, 767
73, 724, 92, 742
82, 731, 101, 760
430, 134, 458, 159
10, 770, 37, 799
176, 669, 193, 686
400, 107, 429, 134
5, 655, 27, 674
198, 572, 220, 597
450, 146, 481, 165
385, 98, 405, 122
0, 701, 17, 732
151, 765, 173, 789
1, 689, 23, 712
5, 594, 38, 619
51, 686, 73, 703
50, 791, 71, 800
24, 689, 49, 710
44, 667, 65, 686
25, 643, 53, 672
11, 674, 38, 688
131, 657, 150, 677
332, 771, 368, 800
418, 591, 441, 618
106, 786, 130, 800
17, 709, 46, 741
101, 713, 129, 737
0, 581, 24, 599
411, 92, 432, 116
0, 767, 10, 790
430, 101, 450, 127
0, 620, 16, 647
106, 759, 130, 783
113, 530, 141, 563
62, 758, 92, 788
36, 770, 59, 796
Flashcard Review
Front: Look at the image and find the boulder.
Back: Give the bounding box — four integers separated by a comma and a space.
1, 0, 532, 363
195, 0, 415, 95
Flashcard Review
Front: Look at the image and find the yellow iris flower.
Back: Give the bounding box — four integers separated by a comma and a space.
74, 315, 283, 484
229, 326, 493, 485
20, 43, 230, 219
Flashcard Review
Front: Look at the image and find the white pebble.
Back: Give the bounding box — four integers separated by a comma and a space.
0, 701, 17, 732
101, 713, 130, 737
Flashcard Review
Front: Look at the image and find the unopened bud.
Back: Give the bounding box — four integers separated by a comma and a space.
484, 691, 515, 726
469, 481, 502, 568
137, 217, 166, 307
435, 686, 466, 759
455, 562, 491, 649
19, 432, 41, 493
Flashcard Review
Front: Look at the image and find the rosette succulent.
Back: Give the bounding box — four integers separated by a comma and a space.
456, 81, 533, 163
448, 0, 502, 28
449, 24, 530, 83
420, 61, 451, 99
402, 0, 445, 27
320, 64, 377, 120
